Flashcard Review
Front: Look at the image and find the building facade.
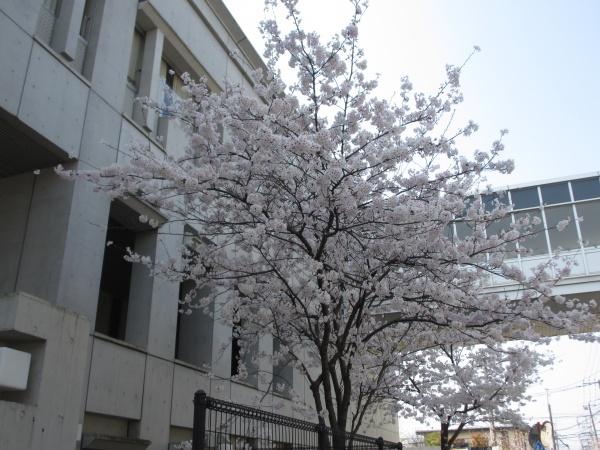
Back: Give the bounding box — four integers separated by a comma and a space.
0, 1, 400, 449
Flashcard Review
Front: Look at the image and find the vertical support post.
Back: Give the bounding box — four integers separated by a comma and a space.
316, 423, 327, 450
376, 437, 384, 450
547, 390, 559, 450
588, 404, 598, 442
192, 390, 207, 450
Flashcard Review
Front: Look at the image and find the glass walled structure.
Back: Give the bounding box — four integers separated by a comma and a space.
459, 173, 600, 301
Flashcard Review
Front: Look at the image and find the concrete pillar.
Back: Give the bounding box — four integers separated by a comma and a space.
125, 229, 157, 350
124, 223, 180, 359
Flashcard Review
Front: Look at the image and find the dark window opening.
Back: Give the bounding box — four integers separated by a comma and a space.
231, 320, 242, 377
96, 218, 135, 340
175, 280, 214, 367
229, 320, 258, 386
95, 201, 157, 343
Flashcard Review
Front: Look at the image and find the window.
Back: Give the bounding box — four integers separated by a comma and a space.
514, 211, 548, 256
545, 205, 579, 252
541, 183, 570, 205
510, 187, 539, 210
124, 28, 145, 118
455, 221, 474, 241
79, 0, 96, 41
273, 338, 293, 392
95, 216, 135, 340
481, 192, 509, 213
95, 200, 158, 344
486, 216, 516, 253
160, 59, 189, 102
127, 29, 144, 90
175, 280, 214, 368
231, 320, 243, 377
230, 320, 258, 386
572, 178, 600, 201
576, 201, 600, 248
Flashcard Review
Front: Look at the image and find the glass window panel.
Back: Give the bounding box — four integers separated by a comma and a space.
541, 183, 570, 205
127, 29, 144, 88
79, 0, 95, 41
572, 178, 600, 201
514, 211, 548, 256
160, 59, 189, 101
443, 224, 459, 245
453, 221, 485, 262
485, 216, 516, 252
458, 196, 476, 217
545, 205, 579, 251
455, 221, 474, 240
481, 192, 509, 212
576, 201, 600, 248
510, 187, 539, 210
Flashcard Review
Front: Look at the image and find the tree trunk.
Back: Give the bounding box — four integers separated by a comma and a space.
441, 421, 466, 450
441, 423, 450, 450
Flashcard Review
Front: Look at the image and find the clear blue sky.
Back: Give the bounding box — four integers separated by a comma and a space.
222, 1, 600, 448
223, 0, 600, 188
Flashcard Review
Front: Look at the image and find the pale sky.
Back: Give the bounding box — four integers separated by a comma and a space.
222, 1, 600, 448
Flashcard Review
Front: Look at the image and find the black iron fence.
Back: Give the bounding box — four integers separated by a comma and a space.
192, 390, 403, 450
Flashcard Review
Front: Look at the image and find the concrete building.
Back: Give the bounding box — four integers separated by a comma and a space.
1, 1, 599, 450
0, 1, 401, 449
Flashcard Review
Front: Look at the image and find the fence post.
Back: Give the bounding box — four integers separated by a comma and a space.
376, 437, 384, 450
316, 423, 327, 450
192, 390, 207, 450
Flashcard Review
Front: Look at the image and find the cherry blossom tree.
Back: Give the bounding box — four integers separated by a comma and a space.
58, 0, 596, 437
396, 343, 549, 450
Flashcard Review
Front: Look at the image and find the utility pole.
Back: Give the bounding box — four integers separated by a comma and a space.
587, 404, 598, 446
547, 390, 558, 450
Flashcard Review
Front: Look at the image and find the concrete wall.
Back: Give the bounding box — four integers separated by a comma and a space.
0, 1, 303, 449
0, 292, 90, 450
0, 1, 402, 449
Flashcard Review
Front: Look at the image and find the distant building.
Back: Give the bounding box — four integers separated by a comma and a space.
416, 425, 530, 450
477, 174, 600, 333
